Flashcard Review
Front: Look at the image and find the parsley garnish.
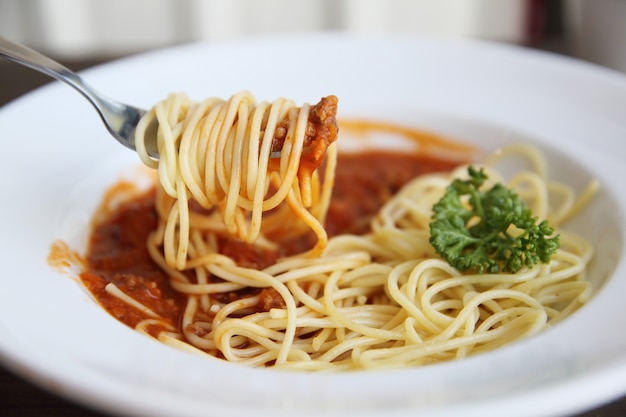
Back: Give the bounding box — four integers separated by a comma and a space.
429, 166, 560, 273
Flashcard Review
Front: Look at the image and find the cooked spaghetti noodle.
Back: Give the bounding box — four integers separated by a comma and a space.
134, 91, 339, 270
91, 96, 597, 370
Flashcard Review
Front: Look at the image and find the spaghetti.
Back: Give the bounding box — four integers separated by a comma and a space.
134, 91, 339, 270
89, 95, 596, 370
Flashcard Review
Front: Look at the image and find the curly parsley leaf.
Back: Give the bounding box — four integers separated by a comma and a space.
429, 166, 560, 273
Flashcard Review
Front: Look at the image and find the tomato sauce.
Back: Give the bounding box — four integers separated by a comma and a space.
78, 148, 469, 332
79, 189, 184, 333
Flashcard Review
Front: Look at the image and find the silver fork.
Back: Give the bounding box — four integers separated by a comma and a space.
0, 37, 159, 158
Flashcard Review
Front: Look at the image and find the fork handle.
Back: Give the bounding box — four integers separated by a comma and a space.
0, 36, 73, 80
0, 37, 115, 117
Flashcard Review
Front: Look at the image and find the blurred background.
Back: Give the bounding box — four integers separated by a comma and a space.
1, 0, 626, 104
1, 0, 539, 58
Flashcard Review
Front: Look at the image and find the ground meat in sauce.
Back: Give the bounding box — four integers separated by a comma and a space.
79, 151, 463, 333
271, 95, 338, 170
80, 190, 183, 332
324, 151, 463, 236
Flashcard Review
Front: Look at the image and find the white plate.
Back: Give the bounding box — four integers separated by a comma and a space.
1, 33, 626, 417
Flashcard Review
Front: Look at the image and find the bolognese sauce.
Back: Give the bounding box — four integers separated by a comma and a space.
79, 150, 466, 335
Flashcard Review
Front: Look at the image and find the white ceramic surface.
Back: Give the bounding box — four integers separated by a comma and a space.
1, 33, 625, 417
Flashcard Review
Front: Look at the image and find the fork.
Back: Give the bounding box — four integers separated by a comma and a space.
0, 37, 159, 158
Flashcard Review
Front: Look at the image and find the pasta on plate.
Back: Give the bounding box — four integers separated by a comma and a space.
79, 91, 596, 371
